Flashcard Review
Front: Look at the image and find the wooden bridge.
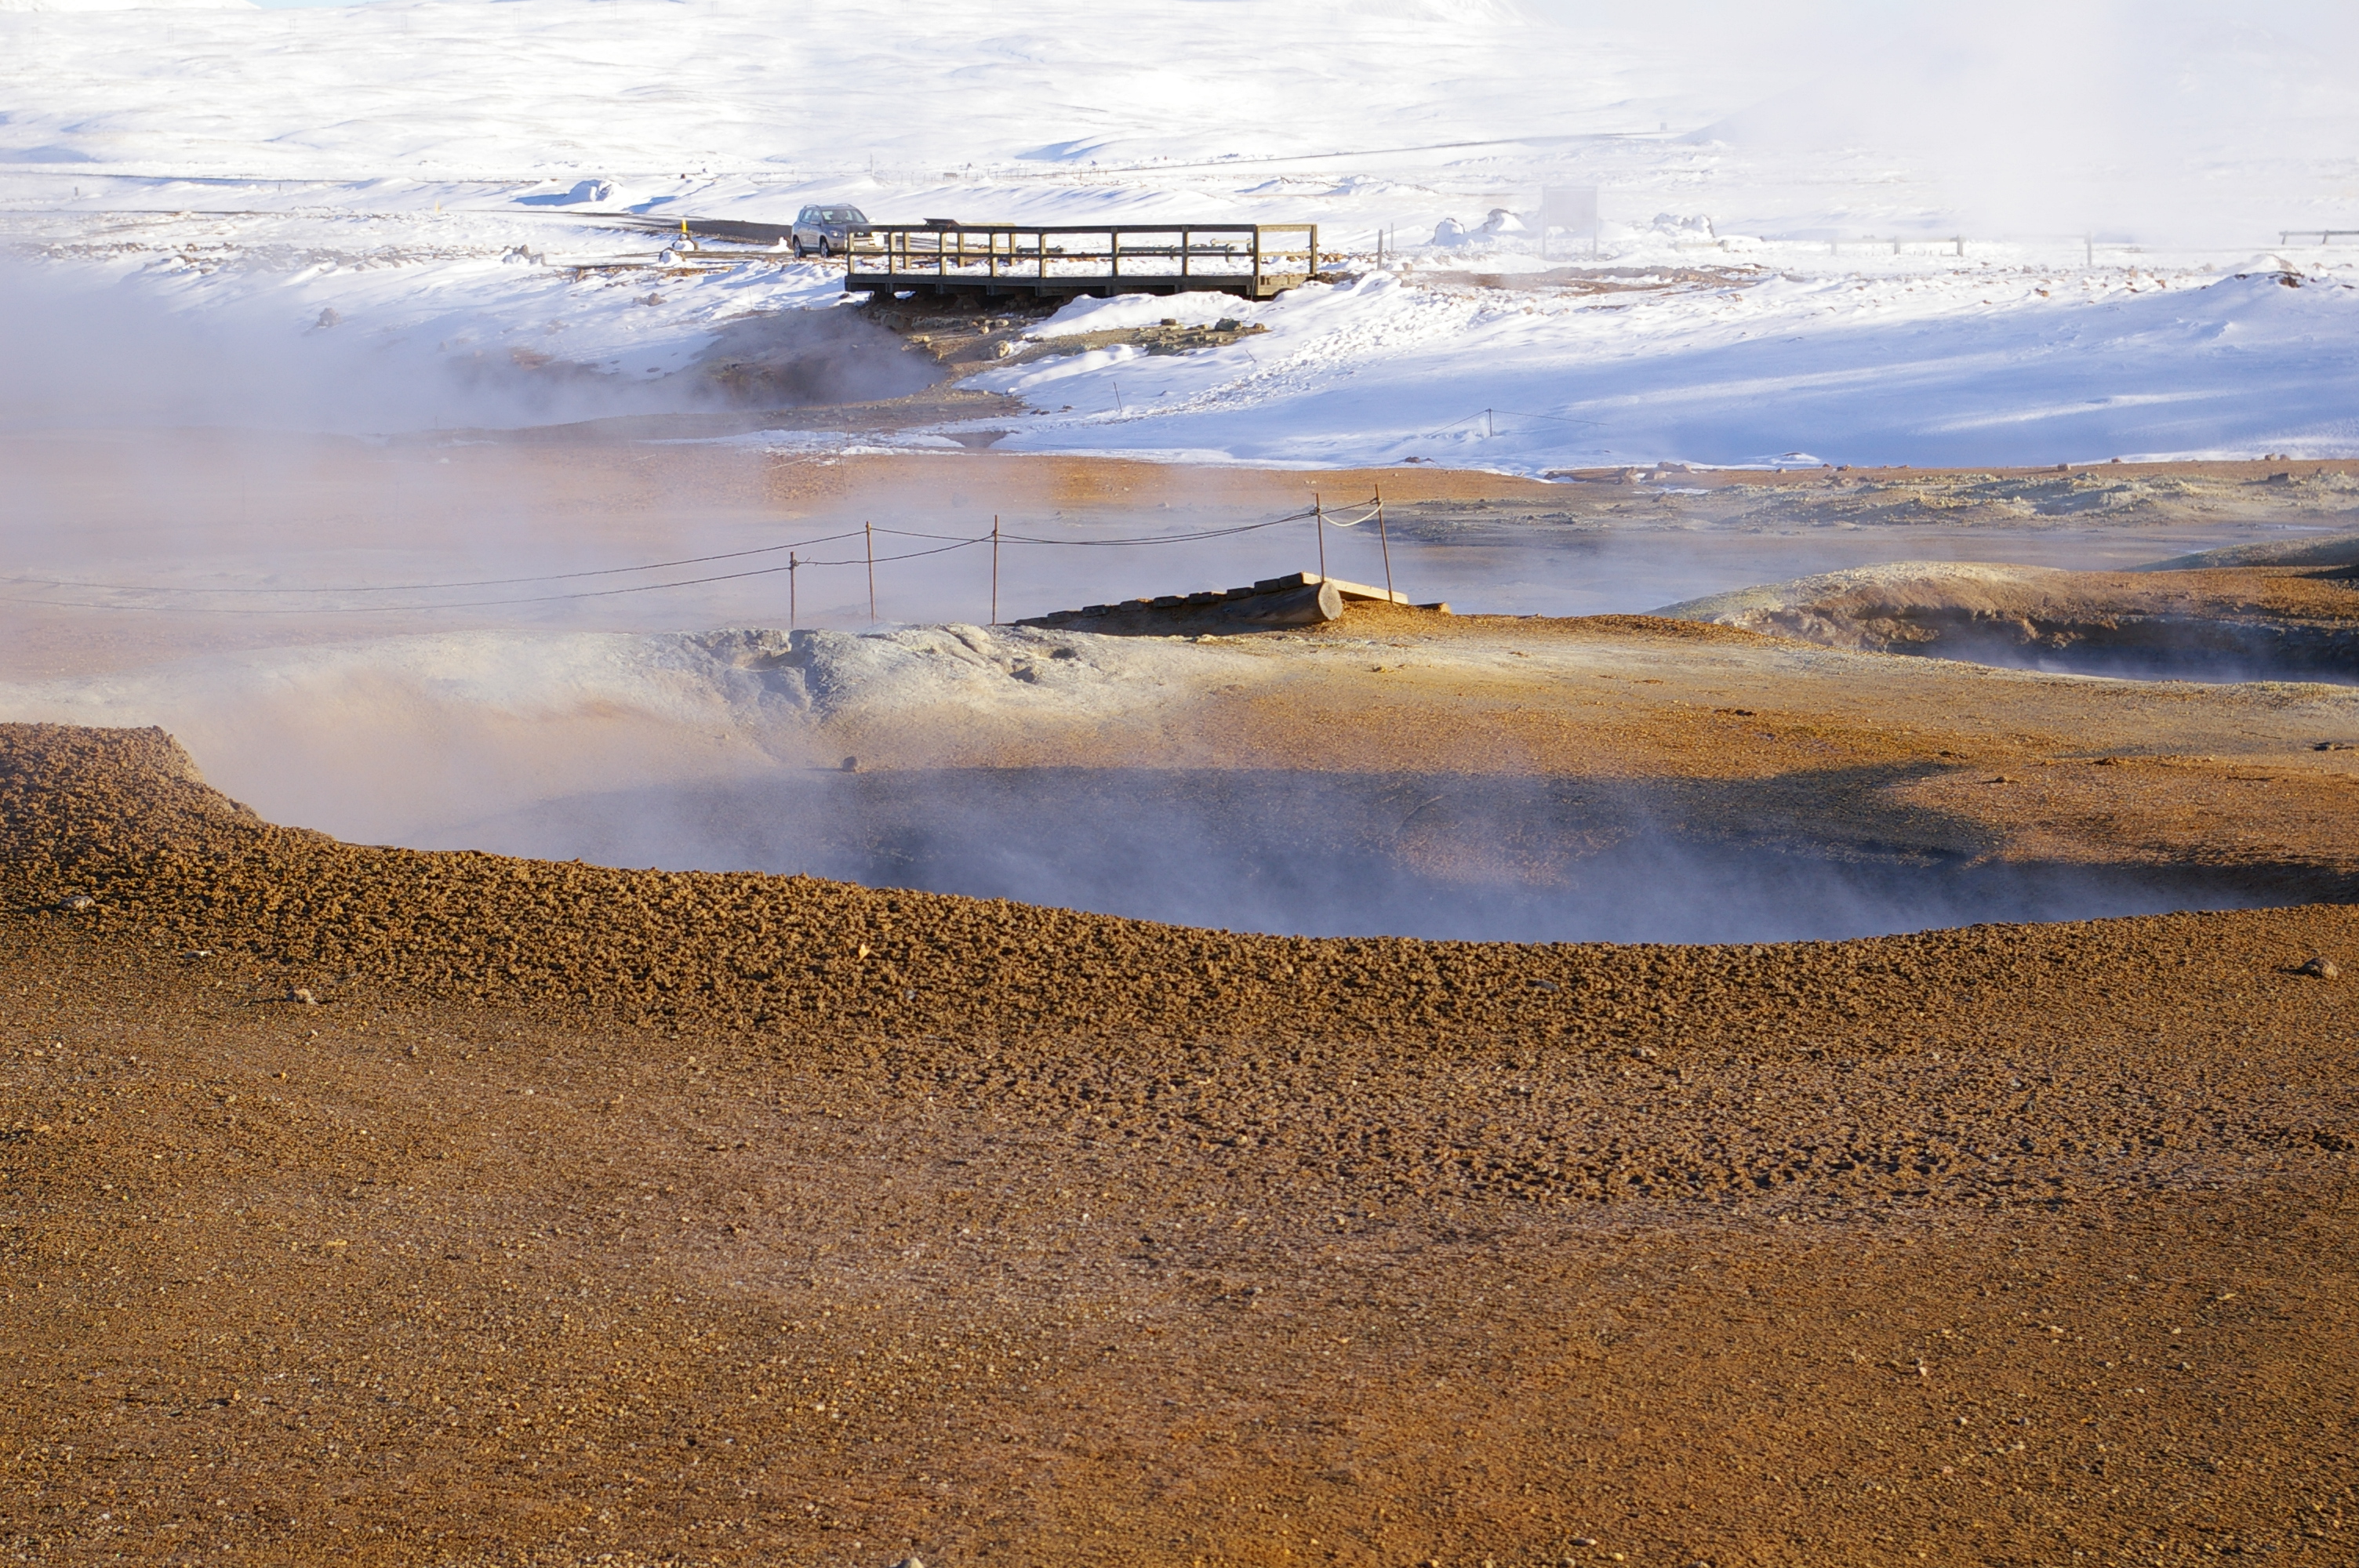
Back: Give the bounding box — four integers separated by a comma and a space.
845, 222, 1319, 300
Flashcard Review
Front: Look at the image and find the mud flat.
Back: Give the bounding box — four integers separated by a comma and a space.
5, 671, 2359, 1564
5, 436, 2355, 682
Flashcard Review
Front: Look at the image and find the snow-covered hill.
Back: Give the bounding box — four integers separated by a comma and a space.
0, 0, 2354, 463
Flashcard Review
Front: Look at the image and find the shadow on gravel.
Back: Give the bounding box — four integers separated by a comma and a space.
1825, 610, 2359, 687
435, 767, 2342, 943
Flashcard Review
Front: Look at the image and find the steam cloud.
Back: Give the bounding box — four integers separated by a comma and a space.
0, 263, 936, 436
442, 766, 2284, 944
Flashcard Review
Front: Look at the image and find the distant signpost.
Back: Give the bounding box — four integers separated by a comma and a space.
1540, 186, 1599, 260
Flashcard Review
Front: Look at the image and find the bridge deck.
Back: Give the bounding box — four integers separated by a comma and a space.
845, 222, 1318, 300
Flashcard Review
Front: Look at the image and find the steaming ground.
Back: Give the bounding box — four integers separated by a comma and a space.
10, 598, 2359, 942
8, 441, 2359, 942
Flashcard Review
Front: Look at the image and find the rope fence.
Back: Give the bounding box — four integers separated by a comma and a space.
2, 492, 1406, 624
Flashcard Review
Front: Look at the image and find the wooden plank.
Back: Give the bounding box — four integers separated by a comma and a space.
1250, 571, 1410, 606
1020, 581, 1342, 636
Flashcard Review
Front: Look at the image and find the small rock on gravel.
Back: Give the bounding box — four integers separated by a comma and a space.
2296, 956, 2339, 978
57, 894, 95, 911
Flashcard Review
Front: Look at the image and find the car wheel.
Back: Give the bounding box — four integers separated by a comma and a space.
791, 237, 805, 258
819, 238, 832, 258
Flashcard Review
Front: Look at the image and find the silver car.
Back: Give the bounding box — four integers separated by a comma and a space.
789, 204, 868, 257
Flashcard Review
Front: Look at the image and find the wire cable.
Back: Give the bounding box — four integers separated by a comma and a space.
5, 492, 1390, 617
0, 528, 871, 597
5, 535, 994, 615
874, 507, 1329, 549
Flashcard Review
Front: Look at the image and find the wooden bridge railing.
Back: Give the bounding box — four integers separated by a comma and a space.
845, 222, 1318, 299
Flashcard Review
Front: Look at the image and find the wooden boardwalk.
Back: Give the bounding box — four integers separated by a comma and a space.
846, 222, 1318, 300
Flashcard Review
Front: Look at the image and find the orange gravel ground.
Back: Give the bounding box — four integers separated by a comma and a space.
4, 721, 2357, 1567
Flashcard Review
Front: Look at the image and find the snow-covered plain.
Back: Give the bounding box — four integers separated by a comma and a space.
3, 0, 2357, 466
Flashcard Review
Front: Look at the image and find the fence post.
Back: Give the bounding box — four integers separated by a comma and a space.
789, 551, 798, 629
991, 514, 1000, 625
1376, 485, 1393, 601
865, 521, 876, 622
1314, 493, 1326, 579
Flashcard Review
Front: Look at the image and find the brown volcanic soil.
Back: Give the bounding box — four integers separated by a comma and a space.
5, 723, 2359, 1566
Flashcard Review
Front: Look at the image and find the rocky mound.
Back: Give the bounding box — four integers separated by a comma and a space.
0, 723, 267, 862
2135, 527, 2359, 572
1656, 558, 2359, 680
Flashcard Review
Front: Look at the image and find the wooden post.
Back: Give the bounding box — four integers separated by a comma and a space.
864, 521, 876, 622
1252, 227, 1263, 296
1181, 227, 1190, 281
990, 514, 1000, 625
789, 550, 798, 629
1375, 485, 1393, 601
1314, 493, 1326, 579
